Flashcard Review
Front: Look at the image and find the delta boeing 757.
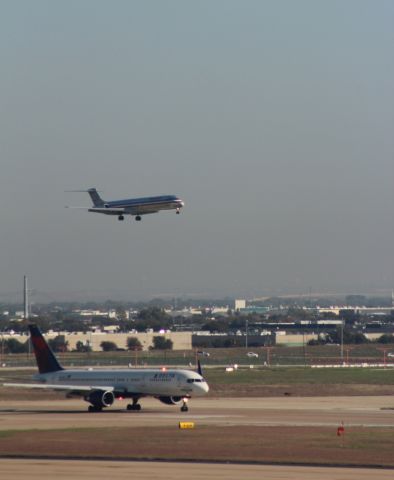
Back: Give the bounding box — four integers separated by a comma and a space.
67, 188, 184, 221
4, 325, 209, 412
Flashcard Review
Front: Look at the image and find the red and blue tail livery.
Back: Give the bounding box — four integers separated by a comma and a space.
29, 324, 63, 374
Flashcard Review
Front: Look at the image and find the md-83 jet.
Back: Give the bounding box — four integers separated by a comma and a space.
67, 188, 184, 221
4, 325, 209, 413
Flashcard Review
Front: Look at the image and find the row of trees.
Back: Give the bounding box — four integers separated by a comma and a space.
308, 328, 394, 346
0, 307, 175, 335
1, 335, 173, 354
100, 336, 173, 352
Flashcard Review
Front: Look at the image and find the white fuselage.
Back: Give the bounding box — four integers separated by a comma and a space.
88, 195, 184, 216
35, 368, 209, 398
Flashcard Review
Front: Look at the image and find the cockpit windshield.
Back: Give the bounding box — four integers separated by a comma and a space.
187, 378, 206, 383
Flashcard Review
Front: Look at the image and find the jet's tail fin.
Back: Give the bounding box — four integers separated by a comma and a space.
29, 324, 64, 374
88, 188, 105, 207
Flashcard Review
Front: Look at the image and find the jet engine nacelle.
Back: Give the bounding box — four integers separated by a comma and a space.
86, 390, 115, 407
157, 396, 183, 405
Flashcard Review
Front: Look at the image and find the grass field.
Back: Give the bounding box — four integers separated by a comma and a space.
1, 344, 394, 400
1, 344, 393, 368
205, 367, 394, 385
0, 425, 393, 467
1, 365, 394, 386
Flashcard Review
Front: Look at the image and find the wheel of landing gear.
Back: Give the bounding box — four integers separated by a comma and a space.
118, 215, 124, 221
135, 215, 141, 221
88, 405, 102, 412
127, 403, 141, 411
181, 405, 188, 412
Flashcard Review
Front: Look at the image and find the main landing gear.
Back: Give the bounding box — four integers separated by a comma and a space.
127, 398, 142, 411
118, 215, 124, 221
88, 405, 103, 412
135, 215, 142, 221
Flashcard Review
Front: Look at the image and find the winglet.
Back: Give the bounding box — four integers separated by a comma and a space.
197, 359, 203, 377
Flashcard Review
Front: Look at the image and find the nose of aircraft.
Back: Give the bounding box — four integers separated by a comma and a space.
193, 380, 209, 396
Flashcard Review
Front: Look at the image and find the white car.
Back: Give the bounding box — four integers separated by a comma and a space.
247, 352, 259, 358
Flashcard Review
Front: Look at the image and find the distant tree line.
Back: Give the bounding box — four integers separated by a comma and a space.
308, 328, 394, 346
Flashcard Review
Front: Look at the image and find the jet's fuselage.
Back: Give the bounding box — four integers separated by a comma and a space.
35, 368, 208, 398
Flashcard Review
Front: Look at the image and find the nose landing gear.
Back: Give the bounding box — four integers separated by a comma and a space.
180, 398, 189, 412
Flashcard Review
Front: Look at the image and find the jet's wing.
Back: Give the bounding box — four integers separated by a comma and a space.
88, 207, 125, 215
66, 206, 160, 216
66, 206, 160, 215
66, 206, 126, 214
88, 207, 159, 216
3, 383, 114, 393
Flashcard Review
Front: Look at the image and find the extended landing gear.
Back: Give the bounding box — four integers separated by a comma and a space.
176, 208, 180, 215
88, 405, 103, 412
118, 215, 124, 221
135, 215, 142, 221
180, 398, 189, 412
127, 398, 142, 411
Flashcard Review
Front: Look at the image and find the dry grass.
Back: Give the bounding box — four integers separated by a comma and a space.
0, 425, 393, 467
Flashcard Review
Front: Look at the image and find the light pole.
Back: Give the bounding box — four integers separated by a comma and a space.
340, 321, 344, 364
377, 347, 388, 369
345, 346, 355, 365
266, 346, 271, 366
0, 332, 4, 364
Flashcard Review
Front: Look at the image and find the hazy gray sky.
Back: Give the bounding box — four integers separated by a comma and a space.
1, 1, 393, 301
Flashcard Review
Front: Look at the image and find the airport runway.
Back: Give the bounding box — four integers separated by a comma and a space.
0, 459, 393, 480
0, 396, 393, 430
0, 396, 393, 478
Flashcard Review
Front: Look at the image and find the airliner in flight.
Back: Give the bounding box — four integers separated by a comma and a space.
67, 188, 184, 221
4, 325, 209, 413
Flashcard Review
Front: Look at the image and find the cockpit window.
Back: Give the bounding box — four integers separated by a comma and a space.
187, 378, 205, 383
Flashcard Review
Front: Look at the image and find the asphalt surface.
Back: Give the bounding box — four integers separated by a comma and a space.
0, 396, 393, 430
0, 459, 393, 480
